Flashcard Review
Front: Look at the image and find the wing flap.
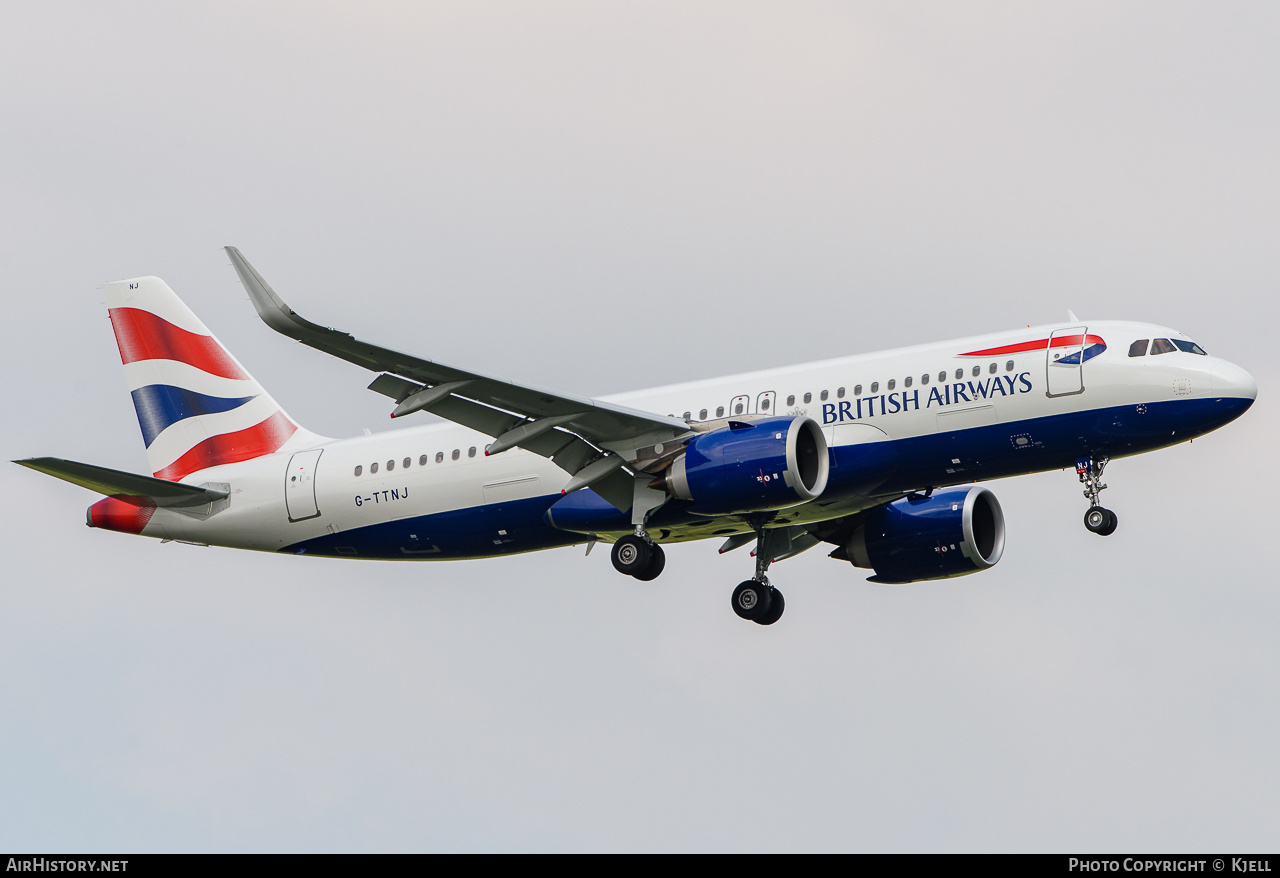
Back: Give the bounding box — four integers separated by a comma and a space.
366, 372, 613, 488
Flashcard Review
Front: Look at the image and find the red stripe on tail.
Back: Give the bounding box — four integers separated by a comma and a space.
108, 308, 250, 380
152, 411, 298, 481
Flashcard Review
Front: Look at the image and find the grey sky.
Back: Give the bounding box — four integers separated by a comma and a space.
2, 1, 1277, 851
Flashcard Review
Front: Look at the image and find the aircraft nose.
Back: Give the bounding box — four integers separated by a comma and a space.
1210, 360, 1258, 400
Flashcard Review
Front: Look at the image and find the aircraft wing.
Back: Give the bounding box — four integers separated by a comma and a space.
226, 247, 692, 510
15, 458, 229, 507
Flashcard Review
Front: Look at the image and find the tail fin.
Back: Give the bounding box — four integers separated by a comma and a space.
103, 276, 324, 481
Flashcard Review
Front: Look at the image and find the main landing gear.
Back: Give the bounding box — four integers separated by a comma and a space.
1077, 455, 1118, 536
611, 531, 666, 581
730, 520, 786, 626
609, 517, 787, 626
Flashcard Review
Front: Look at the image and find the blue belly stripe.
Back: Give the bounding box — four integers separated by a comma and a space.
279, 396, 1254, 560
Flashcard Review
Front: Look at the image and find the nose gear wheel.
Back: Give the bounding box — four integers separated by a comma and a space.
1084, 505, 1118, 536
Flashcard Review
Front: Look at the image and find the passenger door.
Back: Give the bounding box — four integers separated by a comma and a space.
285, 449, 323, 522
1046, 326, 1087, 397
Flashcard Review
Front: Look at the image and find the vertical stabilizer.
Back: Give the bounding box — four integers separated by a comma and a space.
103, 276, 325, 481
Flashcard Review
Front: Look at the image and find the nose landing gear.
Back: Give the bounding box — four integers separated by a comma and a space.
1077, 456, 1118, 536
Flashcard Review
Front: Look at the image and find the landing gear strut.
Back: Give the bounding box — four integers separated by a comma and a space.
610, 480, 669, 581
1076, 455, 1118, 536
729, 519, 786, 626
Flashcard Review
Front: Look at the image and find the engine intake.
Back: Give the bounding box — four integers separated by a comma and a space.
665, 416, 829, 515
847, 486, 1005, 583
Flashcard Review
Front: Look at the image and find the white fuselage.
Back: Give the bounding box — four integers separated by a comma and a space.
127, 319, 1256, 558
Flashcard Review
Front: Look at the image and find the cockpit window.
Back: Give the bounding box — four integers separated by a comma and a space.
1150, 338, 1177, 355
1128, 339, 1149, 357
1172, 339, 1208, 355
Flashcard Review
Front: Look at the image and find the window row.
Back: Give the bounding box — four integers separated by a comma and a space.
674, 360, 1018, 420
355, 445, 479, 477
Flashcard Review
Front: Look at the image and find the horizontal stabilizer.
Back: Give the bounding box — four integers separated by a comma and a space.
14, 457, 230, 508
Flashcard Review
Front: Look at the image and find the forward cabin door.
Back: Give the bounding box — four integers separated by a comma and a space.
285, 449, 323, 522
1046, 326, 1087, 397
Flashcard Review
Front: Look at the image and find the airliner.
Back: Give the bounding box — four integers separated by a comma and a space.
17, 248, 1257, 625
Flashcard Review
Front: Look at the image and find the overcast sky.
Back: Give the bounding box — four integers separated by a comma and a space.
2, 1, 1278, 852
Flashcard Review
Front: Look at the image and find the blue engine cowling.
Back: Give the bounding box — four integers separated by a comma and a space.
847, 486, 1005, 583
665, 416, 830, 515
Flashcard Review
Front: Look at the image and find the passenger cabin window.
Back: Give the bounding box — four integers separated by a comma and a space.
371, 462, 379, 474
452, 449, 460, 460
436, 452, 444, 463
939, 371, 947, 383
921, 374, 929, 385
955, 369, 963, 380
837, 387, 845, 398
786, 395, 795, 406
734, 402, 744, 414
989, 363, 997, 374
354, 465, 363, 476
1172, 339, 1208, 355
420, 455, 428, 466
870, 382, 879, 393
1129, 339, 1149, 357
1150, 338, 1176, 355
854, 385, 862, 395
761, 398, 771, 410
683, 411, 691, 420
904, 376, 912, 388
699, 408, 708, 420
716, 406, 725, 417
1005, 360, 1014, 371
403, 457, 411, 469
971, 365, 981, 377
887, 379, 896, 390
468, 447, 477, 458
803, 392, 812, 404
387, 460, 394, 471
819, 390, 828, 401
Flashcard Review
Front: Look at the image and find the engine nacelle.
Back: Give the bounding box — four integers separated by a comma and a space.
847, 486, 1005, 583
665, 416, 829, 515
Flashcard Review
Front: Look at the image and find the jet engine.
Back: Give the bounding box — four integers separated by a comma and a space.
846, 486, 1005, 583
663, 416, 829, 515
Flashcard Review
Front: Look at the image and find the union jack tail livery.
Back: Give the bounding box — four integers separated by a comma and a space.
104, 276, 324, 481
